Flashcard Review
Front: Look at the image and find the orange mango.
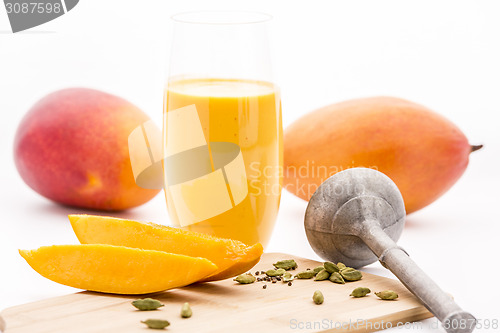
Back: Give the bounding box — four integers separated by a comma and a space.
19, 245, 217, 294
284, 97, 480, 214
69, 214, 263, 281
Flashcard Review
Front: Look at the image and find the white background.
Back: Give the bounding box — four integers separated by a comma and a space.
1, 1, 500, 332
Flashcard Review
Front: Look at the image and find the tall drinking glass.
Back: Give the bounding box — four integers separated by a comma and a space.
163, 11, 282, 247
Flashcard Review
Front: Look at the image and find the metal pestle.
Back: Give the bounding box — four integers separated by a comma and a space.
304, 168, 476, 333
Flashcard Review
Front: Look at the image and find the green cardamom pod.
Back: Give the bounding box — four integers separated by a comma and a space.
141, 319, 170, 329
282, 272, 293, 282
375, 290, 399, 300
234, 273, 256, 284
324, 262, 340, 273
295, 270, 316, 279
340, 267, 363, 281
350, 287, 371, 298
314, 269, 330, 281
313, 290, 324, 304
329, 272, 345, 284
266, 268, 285, 277
180, 302, 192, 318
132, 298, 164, 311
273, 259, 298, 270
265, 269, 277, 276
337, 262, 347, 270
312, 266, 324, 274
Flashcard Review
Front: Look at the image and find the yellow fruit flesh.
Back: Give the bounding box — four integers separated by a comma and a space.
69, 214, 263, 281
19, 244, 217, 294
200, 245, 262, 282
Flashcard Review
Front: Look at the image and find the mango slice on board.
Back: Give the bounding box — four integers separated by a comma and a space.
69, 214, 263, 281
19, 244, 217, 294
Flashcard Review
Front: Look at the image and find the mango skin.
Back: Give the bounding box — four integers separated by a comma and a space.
284, 97, 475, 214
14, 88, 160, 211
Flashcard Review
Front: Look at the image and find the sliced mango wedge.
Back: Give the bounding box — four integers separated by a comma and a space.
19, 244, 217, 294
69, 214, 263, 281
200, 244, 263, 282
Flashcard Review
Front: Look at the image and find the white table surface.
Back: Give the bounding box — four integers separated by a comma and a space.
1, 1, 500, 332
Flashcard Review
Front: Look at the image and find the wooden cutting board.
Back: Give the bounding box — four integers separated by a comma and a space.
0, 253, 432, 333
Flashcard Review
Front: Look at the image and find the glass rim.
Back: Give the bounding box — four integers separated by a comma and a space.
171, 10, 272, 25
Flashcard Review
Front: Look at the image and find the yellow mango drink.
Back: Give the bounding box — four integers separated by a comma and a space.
163, 78, 282, 246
